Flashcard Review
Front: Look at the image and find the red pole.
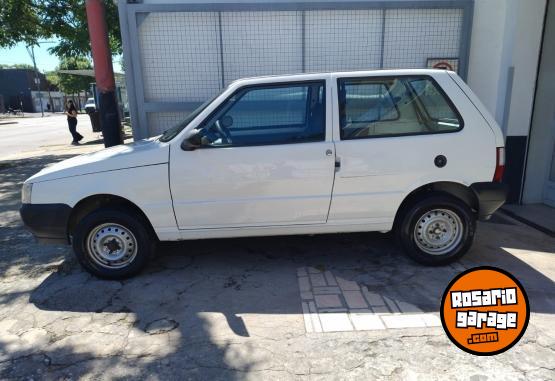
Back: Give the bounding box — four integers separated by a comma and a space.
86, 0, 123, 147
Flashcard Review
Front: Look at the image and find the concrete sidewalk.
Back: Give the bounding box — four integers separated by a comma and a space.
0, 114, 109, 163
0, 131, 554, 380
503, 204, 555, 237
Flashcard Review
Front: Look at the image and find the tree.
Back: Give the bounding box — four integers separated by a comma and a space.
0, 0, 44, 48
38, 0, 122, 58
0, 0, 121, 59
49, 57, 94, 96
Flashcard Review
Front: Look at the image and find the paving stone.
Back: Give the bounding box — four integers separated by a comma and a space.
324, 271, 337, 286
318, 313, 353, 332
343, 290, 368, 309
349, 312, 386, 330
317, 308, 348, 313
312, 286, 341, 295
309, 273, 327, 287
422, 314, 442, 327
371, 305, 391, 314
381, 314, 428, 329
314, 294, 343, 309
362, 288, 386, 306
397, 301, 423, 313
298, 276, 311, 292
383, 296, 401, 313
307, 301, 322, 333
300, 292, 314, 300
307, 267, 321, 274
301, 302, 313, 333
308, 301, 317, 314
336, 277, 360, 291
297, 267, 308, 277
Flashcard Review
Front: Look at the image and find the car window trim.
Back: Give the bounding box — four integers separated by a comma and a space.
192, 79, 327, 149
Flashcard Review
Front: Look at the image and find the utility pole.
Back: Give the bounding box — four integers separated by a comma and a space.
86, 0, 123, 147
26, 45, 44, 117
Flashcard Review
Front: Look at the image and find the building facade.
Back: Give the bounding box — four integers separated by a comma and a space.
118, 0, 554, 207
0, 68, 59, 113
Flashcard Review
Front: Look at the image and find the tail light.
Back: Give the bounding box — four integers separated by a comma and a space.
493, 147, 505, 183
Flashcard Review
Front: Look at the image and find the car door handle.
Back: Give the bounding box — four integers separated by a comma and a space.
335, 157, 341, 171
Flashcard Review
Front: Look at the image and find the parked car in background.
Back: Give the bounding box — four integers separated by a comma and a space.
84, 97, 96, 114
20, 69, 507, 279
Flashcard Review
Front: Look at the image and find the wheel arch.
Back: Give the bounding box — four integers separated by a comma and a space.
393, 181, 479, 230
67, 194, 158, 241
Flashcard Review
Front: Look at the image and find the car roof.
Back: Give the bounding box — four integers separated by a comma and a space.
231, 68, 451, 86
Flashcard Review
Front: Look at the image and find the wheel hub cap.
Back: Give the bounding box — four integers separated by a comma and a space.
414, 209, 463, 255
87, 223, 138, 269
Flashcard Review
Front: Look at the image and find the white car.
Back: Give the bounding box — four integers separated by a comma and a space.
20, 69, 507, 279
84, 97, 96, 114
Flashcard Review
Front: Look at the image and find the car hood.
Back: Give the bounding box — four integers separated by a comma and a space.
27, 138, 169, 183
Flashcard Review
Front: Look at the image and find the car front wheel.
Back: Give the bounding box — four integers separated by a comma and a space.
72, 208, 153, 279
397, 194, 476, 266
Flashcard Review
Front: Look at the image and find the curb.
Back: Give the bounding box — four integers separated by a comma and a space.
500, 208, 555, 238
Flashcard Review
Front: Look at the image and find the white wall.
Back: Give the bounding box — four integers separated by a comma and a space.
522, 0, 555, 204
467, 0, 546, 136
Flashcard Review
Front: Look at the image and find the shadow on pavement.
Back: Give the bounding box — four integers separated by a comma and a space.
1, 154, 554, 379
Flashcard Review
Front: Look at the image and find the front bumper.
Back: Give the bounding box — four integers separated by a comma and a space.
471, 182, 508, 220
20, 203, 72, 244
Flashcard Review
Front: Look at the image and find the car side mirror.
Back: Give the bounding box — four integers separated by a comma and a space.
181, 129, 203, 151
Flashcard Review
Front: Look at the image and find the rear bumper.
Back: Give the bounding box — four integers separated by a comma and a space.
20, 203, 72, 244
471, 182, 508, 221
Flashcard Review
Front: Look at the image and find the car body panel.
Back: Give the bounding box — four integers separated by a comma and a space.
327, 71, 496, 224
169, 76, 336, 229
27, 138, 169, 183
170, 142, 336, 229
31, 164, 176, 236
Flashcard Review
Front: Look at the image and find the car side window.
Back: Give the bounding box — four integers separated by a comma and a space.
199, 81, 326, 147
338, 76, 462, 140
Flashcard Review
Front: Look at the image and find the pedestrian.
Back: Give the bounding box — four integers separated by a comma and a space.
65, 100, 83, 145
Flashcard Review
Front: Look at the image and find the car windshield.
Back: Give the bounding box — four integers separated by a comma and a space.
159, 91, 223, 142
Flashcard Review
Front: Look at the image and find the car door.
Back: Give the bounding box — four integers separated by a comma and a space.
329, 73, 494, 227
169, 79, 335, 229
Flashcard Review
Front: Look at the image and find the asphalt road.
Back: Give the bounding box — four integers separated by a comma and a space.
0, 114, 96, 161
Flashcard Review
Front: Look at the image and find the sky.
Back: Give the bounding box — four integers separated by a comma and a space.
0, 41, 60, 71
0, 40, 123, 73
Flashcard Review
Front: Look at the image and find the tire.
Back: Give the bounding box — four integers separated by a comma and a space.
396, 193, 476, 266
72, 208, 154, 279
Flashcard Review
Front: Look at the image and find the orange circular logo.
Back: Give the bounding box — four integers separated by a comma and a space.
440, 267, 529, 355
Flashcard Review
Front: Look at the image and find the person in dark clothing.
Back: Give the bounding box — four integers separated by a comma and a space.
65, 100, 83, 145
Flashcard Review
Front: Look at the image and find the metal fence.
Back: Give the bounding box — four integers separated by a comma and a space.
119, 0, 474, 139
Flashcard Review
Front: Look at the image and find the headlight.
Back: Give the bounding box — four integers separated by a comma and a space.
21, 183, 33, 204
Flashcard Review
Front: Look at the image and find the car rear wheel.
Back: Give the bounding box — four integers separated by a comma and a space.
396, 194, 476, 265
72, 208, 153, 279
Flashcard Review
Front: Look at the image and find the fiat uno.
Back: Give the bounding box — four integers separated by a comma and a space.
20, 70, 507, 279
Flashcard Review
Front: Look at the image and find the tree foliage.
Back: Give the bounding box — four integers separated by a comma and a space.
0, 0, 44, 48
47, 57, 93, 95
0, 0, 121, 59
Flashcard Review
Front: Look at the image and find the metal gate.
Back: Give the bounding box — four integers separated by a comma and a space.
119, 0, 474, 139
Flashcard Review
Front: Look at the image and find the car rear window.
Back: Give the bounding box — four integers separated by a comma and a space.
338, 76, 463, 139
